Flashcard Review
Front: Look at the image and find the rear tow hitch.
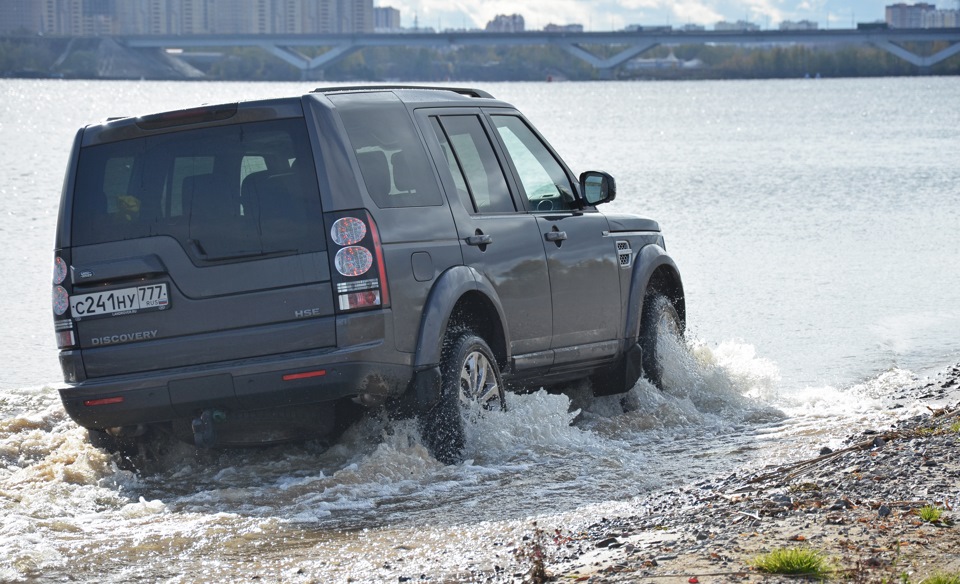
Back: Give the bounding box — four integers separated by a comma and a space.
191, 409, 226, 448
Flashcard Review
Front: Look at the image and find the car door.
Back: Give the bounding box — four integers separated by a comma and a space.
488, 113, 621, 364
421, 111, 554, 372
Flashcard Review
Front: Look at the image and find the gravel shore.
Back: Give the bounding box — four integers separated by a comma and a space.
546, 364, 960, 583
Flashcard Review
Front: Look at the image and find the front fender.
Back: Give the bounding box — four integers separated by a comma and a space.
624, 244, 684, 341
413, 265, 510, 369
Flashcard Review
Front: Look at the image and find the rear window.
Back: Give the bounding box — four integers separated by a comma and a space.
71, 118, 324, 261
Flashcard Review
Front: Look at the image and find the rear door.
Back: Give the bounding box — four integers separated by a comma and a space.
67, 107, 335, 378
421, 110, 554, 371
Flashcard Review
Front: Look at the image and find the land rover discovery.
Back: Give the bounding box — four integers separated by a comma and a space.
52, 86, 684, 463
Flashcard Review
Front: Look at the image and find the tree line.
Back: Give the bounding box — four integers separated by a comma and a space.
2, 36, 957, 80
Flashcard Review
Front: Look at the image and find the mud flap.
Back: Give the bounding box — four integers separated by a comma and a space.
393, 366, 442, 417
591, 342, 643, 397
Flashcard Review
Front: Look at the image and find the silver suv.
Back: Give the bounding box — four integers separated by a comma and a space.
52, 86, 684, 463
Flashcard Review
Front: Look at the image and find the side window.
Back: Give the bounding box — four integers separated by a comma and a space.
330, 93, 443, 208
432, 115, 515, 214
491, 115, 576, 212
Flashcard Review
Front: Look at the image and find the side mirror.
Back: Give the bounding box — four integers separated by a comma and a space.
579, 171, 616, 206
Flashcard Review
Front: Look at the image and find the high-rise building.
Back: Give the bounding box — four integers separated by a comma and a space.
22, 0, 375, 36
1, 0, 42, 33
41, 0, 116, 35
485, 14, 524, 32
885, 2, 936, 27
374, 6, 401, 31
338, 0, 372, 33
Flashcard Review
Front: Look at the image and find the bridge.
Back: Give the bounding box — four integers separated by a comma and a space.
119, 28, 960, 77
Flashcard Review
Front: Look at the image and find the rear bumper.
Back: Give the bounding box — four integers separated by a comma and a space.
58, 343, 423, 430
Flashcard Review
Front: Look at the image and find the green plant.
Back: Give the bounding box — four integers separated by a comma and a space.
920, 573, 960, 584
917, 505, 943, 523
949, 419, 960, 433
751, 547, 833, 579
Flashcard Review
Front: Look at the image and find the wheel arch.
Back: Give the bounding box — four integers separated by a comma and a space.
625, 244, 685, 340
413, 265, 510, 372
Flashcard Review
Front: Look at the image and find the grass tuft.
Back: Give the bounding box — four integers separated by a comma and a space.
918, 505, 943, 523
751, 547, 833, 579
921, 573, 960, 584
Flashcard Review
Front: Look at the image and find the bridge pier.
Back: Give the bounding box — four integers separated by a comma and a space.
871, 39, 960, 68
557, 40, 659, 71
258, 42, 361, 77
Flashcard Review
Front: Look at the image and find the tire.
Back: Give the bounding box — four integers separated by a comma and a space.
87, 427, 145, 463
418, 332, 505, 464
639, 292, 684, 390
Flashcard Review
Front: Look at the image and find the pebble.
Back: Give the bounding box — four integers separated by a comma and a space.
565, 364, 960, 582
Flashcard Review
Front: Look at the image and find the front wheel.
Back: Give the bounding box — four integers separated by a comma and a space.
418, 332, 505, 464
639, 293, 684, 390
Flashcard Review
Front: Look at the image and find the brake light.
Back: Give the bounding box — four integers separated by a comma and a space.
135, 104, 237, 130
334, 246, 373, 276
326, 211, 390, 312
53, 255, 78, 350
53, 286, 69, 316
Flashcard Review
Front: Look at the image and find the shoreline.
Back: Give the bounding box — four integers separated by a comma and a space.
545, 364, 960, 583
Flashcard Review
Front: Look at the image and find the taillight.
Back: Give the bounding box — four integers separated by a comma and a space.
326, 211, 390, 312
52, 254, 78, 349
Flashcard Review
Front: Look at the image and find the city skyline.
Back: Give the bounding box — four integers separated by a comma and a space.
379, 0, 958, 30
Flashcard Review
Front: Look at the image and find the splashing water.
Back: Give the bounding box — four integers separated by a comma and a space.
0, 331, 945, 582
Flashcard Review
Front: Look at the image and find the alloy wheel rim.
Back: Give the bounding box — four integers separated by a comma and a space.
459, 350, 501, 409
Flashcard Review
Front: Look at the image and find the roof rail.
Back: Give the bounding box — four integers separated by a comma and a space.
311, 85, 494, 99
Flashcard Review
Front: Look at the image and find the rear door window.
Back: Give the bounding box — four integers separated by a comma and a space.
72, 118, 324, 262
431, 115, 516, 214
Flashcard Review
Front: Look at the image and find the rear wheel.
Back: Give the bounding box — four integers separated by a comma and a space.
639, 292, 684, 390
418, 332, 505, 464
87, 427, 147, 466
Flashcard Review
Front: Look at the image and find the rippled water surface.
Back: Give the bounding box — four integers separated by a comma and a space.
1, 77, 958, 582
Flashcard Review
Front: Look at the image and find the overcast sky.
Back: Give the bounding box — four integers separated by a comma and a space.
378, 0, 905, 30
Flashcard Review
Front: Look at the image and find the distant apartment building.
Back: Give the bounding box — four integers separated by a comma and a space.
374, 6, 401, 31
922, 7, 960, 26
779, 20, 818, 30
0, 0, 41, 34
13, 0, 374, 36
486, 14, 524, 32
883, 3, 959, 27
715, 20, 761, 31
679, 24, 706, 31
37, 0, 117, 36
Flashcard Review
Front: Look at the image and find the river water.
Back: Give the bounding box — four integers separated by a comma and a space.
1, 77, 958, 582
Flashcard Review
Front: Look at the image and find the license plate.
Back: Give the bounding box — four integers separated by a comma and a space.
70, 283, 169, 320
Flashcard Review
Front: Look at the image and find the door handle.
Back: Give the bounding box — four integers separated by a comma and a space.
544, 231, 567, 242
466, 234, 493, 246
